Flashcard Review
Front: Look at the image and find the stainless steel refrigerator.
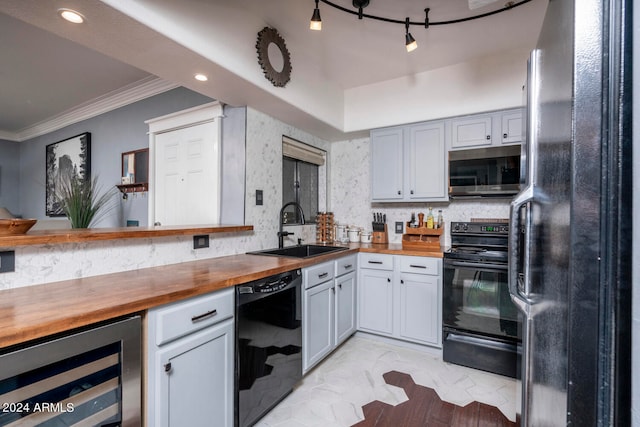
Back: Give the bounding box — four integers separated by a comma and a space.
508, 0, 632, 425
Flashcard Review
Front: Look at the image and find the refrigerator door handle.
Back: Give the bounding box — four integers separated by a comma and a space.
509, 186, 535, 312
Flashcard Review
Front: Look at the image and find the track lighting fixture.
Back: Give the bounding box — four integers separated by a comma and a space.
310, 0, 322, 30
405, 18, 417, 53
309, 0, 533, 52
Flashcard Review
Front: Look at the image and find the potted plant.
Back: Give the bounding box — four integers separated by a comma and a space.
55, 175, 117, 228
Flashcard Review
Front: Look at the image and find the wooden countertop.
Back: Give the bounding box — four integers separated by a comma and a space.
0, 243, 442, 350
0, 224, 254, 248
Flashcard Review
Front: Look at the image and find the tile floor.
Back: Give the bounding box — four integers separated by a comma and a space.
256, 335, 517, 427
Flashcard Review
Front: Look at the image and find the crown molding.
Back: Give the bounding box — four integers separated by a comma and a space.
8, 76, 179, 142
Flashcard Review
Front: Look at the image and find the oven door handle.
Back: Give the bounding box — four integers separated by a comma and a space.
444, 259, 507, 271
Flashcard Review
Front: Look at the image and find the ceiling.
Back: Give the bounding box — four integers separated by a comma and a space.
0, 0, 547, 141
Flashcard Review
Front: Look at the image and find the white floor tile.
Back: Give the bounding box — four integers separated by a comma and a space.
258, 336, 518, 425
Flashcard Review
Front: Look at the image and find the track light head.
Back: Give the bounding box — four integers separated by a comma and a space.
310, 5, 322, 30
405, 17, 417, 52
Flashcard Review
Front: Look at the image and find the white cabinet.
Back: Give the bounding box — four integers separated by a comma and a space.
451, 114, 493, 148
147, 288, 235, 427
370, 121, 447, 202
358, 253, 442, 347
303, 255, 357, 373
335, 271, 356, 344
449, 109, 523, 150
358, 254, 394, 335
500, 110, 523, 144
303, 278, 334, 371
370, 127, 404, 200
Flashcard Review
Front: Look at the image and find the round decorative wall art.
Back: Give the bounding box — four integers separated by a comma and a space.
256, 27, 292, 87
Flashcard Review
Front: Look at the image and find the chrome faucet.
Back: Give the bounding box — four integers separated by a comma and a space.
278, 202, 305, 248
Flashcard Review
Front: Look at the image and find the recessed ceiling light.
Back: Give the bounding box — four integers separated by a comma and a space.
58, 8, 85, 24
194, 74, 208, 82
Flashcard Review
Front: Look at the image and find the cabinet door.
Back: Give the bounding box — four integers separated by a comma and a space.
501, 110, 523, 144
156, 319, 234, 427
398, 272, 440, 346
451, 115, 492, 148
407, 122, 446, 200
335, 271, 356, 345
303, 280, 335, 373
370, 128, 404, 200
358, 269, 393, 335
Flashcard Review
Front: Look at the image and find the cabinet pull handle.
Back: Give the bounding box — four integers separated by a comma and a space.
486, 135, 491, 140
409, 264, 427, 269
503, 133, 508, 139
344, 264, 353, 269
318, 272, 329, 279
164, 362, 172, 373
368, 261, 383, 264
191, 309, 218, 323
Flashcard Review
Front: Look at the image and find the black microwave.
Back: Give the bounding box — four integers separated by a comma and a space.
448, 145, 522, 198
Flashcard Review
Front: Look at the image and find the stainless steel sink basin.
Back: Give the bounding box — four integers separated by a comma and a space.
247, 244, 348, 259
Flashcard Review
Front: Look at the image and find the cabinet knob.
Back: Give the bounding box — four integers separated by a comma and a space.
401, 279, 404, 284
397, 190, 401, 195
164, 363, 172, 373
503, 133, 508, 139
486, 135, 491, 140
332, 287, 335, 294
410, 190, 414, 195
387, 278, 391, 283
338, 283, 343, 289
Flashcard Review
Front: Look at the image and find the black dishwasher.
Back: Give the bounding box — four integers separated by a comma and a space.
235, 269, 302, 427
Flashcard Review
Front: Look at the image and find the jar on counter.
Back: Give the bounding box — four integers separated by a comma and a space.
347, 227, 361, 243
360, 231, 372, 243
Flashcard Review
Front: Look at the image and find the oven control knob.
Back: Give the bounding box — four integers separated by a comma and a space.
462, 224, 469, 231
453, 224, 460, 231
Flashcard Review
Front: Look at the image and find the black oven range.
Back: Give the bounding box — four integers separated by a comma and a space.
442, 221, 521, 378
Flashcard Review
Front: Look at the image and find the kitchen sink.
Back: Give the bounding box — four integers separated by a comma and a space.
247, 244, 348, 259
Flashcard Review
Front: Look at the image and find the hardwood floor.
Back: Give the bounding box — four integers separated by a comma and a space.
352, 371, 516, 427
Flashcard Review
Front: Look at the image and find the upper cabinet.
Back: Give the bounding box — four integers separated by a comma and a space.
370, 121, 447, 202
448, 108, 523, 150
451, 114, 493, 148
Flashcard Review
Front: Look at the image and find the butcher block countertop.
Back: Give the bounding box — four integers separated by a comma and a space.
0, 243, 443, 350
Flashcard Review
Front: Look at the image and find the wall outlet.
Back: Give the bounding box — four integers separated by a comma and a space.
256, 190, 263, 206
193, 235, 210, 249
395, 222, 404, 234
0, 251, 15, 273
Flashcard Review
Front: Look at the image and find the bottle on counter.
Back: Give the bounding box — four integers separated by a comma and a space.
437, 209, 444, 229
426, 207, 434, 229
409, 212, 417, 228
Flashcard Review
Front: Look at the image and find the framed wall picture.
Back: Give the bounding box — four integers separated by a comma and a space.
45, 132, 91, 216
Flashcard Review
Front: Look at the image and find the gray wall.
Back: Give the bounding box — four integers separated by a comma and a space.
18, 87, 213, 227
0, 139, 20, 215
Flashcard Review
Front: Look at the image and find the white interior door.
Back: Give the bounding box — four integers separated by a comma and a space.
154, 121, 220, 226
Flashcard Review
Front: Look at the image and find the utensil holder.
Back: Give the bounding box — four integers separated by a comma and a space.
372, 225, 388, 244
316, 212, 334, 243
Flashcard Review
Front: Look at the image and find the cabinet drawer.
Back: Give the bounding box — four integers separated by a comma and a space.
304, 261, 335, 289
359, 253, 393, 271
398, 256, 441, 275
152, 288, 234, 346
335, 255, 357, 277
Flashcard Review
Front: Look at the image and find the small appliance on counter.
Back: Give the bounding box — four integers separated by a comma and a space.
371, 212, 388, 244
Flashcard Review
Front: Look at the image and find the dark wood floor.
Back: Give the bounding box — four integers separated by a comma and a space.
352, 371, 516, 427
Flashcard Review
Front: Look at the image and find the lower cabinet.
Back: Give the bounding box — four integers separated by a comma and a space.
303, 255, 357, 373
147, 288, 235, 427
358, 253, 442, 347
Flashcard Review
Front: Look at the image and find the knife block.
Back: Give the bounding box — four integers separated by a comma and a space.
372, 225, 388, 244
